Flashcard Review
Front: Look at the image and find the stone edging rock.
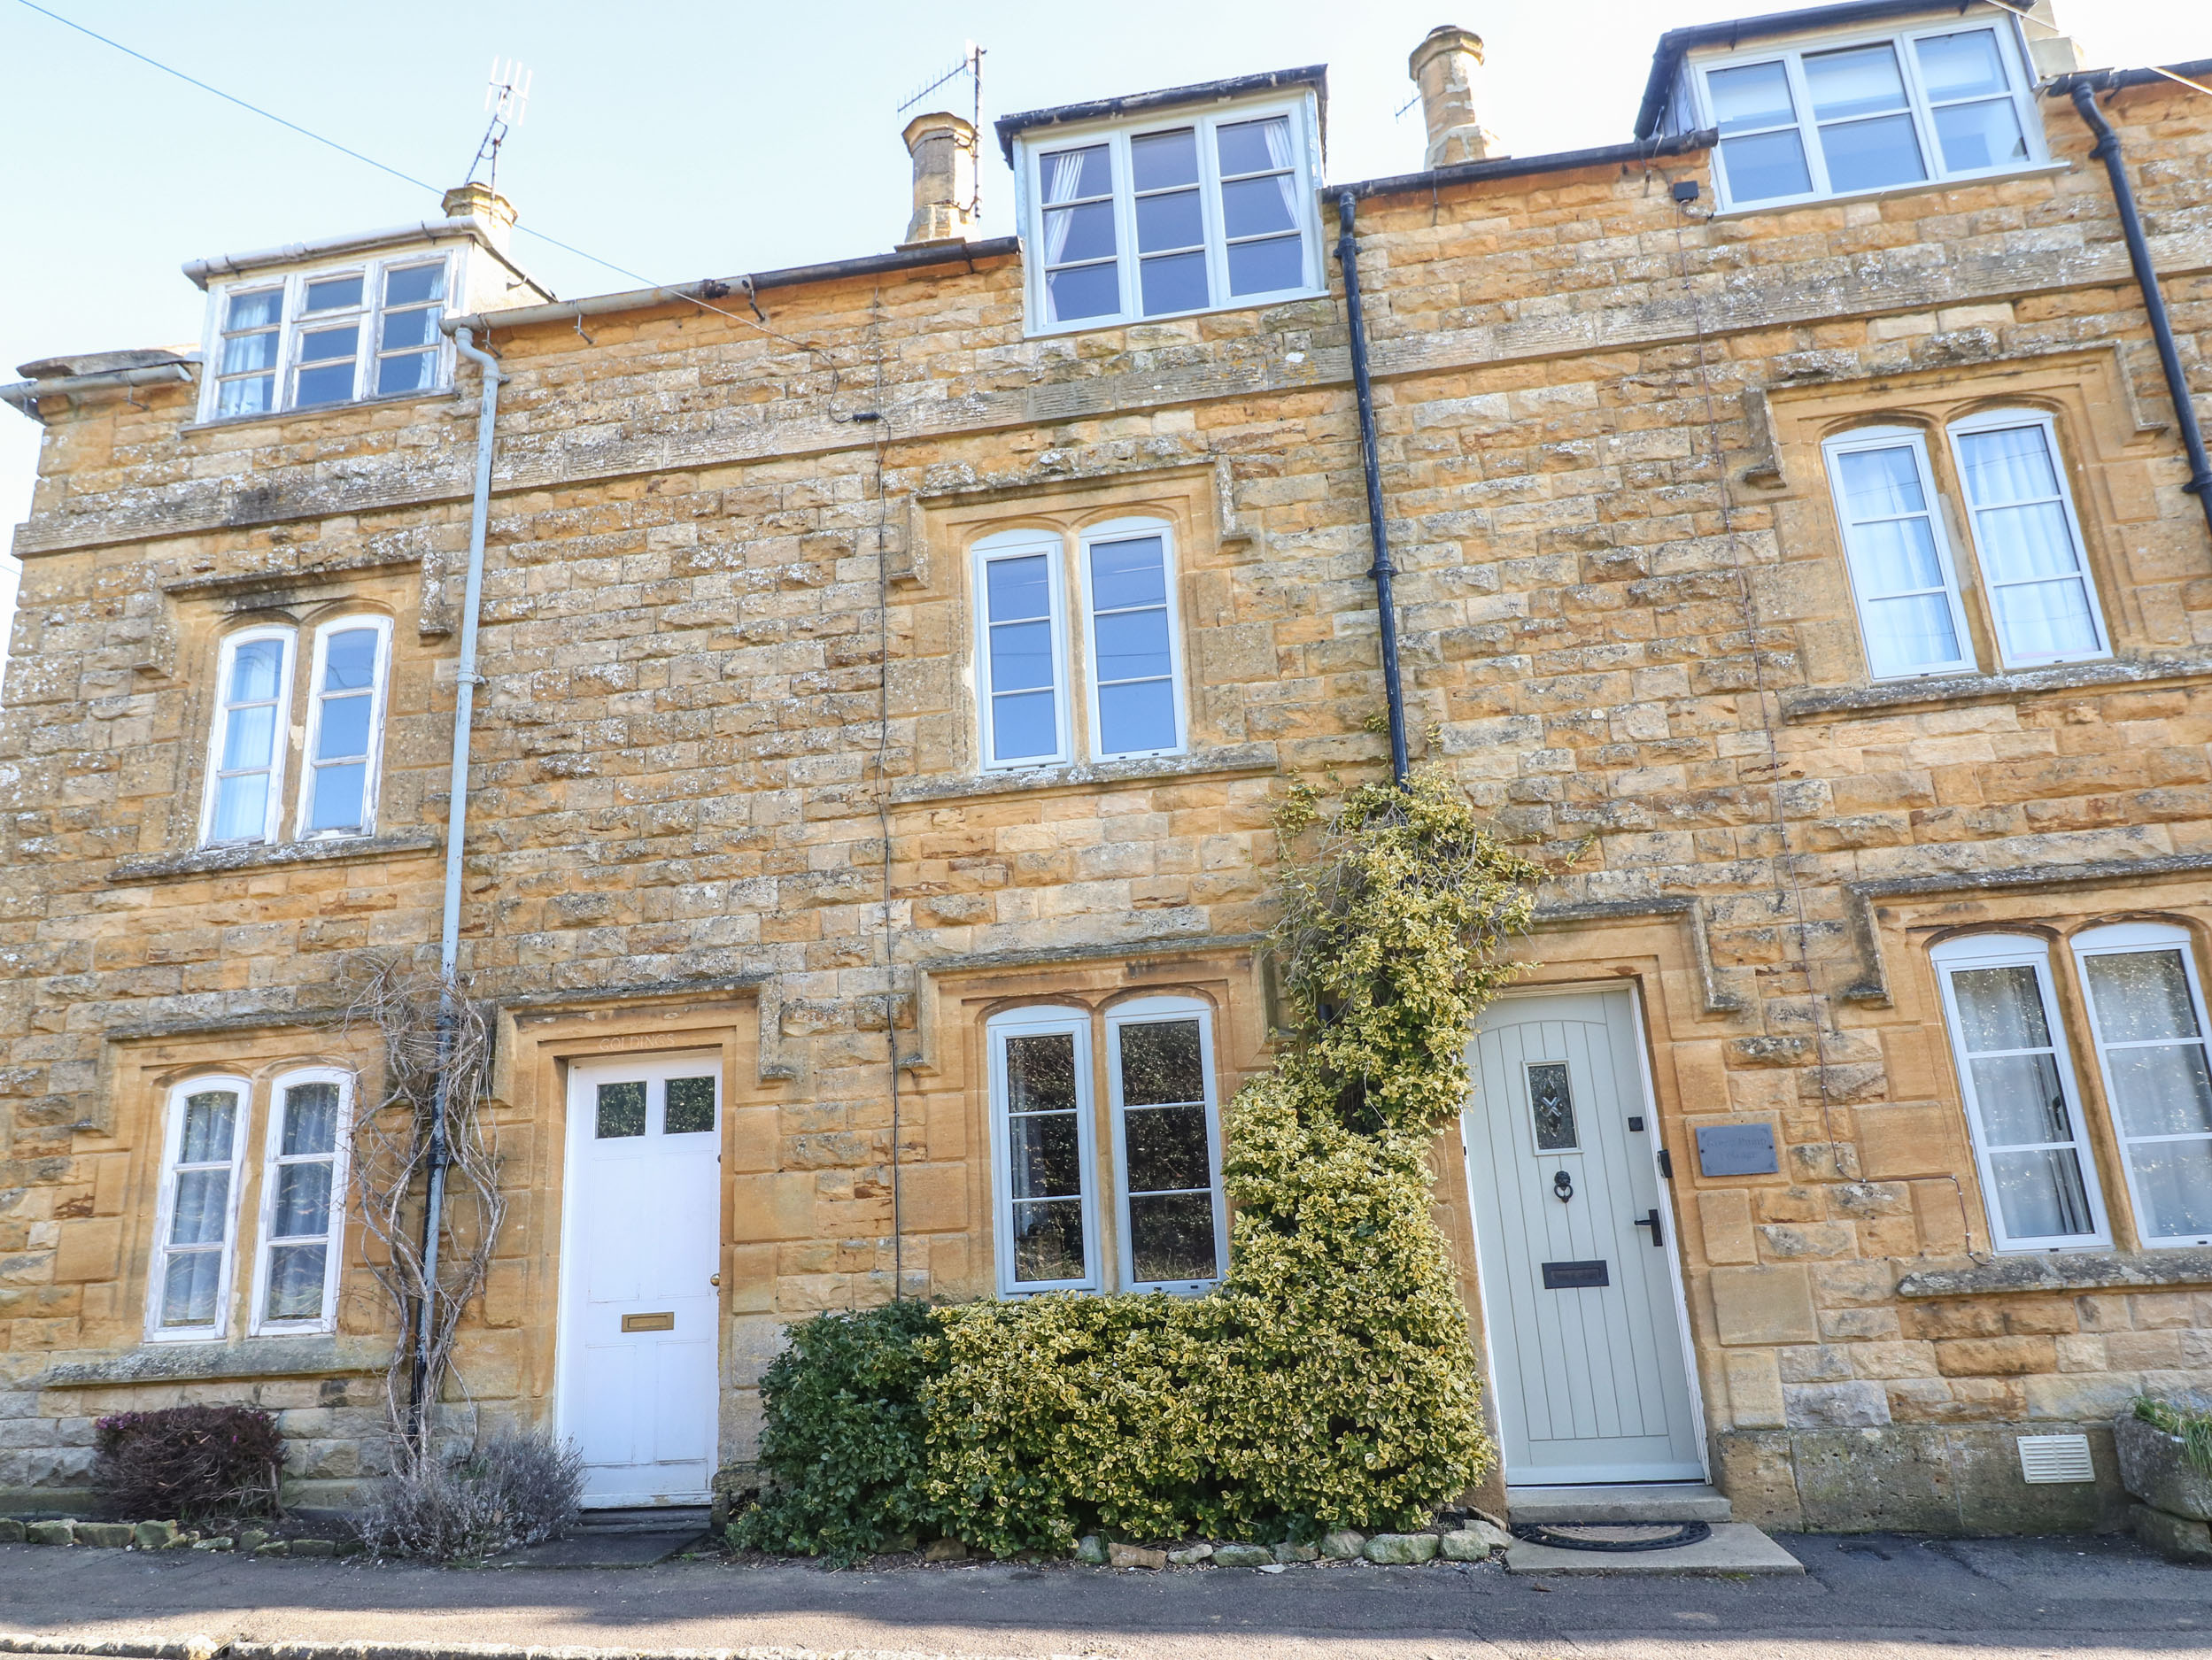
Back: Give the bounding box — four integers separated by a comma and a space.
0, 1519, 344, 1558
2115, 1412, 2212, 1563
1074, 1520, 1510, 1570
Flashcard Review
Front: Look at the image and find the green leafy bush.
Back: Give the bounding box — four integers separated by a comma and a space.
729, 1297, 945, 1564
739, 772, 1538, 1559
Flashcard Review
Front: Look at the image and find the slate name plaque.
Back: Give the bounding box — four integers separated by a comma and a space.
1541, 1259, 1610, 1290
1696, 1123, 1780, 1177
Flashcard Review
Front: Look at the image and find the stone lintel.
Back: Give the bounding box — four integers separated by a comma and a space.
1841, 852, 2212, 1005
1531, 894, 1743, 1016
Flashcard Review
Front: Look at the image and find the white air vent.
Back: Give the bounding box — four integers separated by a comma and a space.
2017, 1432, 2095, 1484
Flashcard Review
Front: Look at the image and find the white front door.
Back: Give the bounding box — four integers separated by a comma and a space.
1464, 987, 1705, 1485
557, 1053, 722, 1507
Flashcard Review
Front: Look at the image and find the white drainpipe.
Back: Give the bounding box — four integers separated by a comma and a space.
409, 322, 506, 1427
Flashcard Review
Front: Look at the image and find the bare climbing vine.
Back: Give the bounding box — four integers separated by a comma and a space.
338, 958, 507, 1455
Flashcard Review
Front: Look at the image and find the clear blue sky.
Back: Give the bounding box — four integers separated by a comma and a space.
1, 0, 2204, 655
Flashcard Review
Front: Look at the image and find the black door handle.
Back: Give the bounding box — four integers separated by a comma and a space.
1636, 1207, 1664, 1247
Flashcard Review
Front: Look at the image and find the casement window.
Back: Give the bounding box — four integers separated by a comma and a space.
204, 256, 451, 420
1105, 998, 1227, 1293
250, 1069, 352, 1333
987, 1008, 1101, 1293
1822, 428, 1975, 680
1021, 97, 1322, 333
1697, 20, 2041, 211
1945, 411, 2108, 668
1824, 413, 2109, 683
976, 532, 1071, 768
203, 628, 298, 845
297, 617, 393, 838
972, 517, 1187, 770
148, 1077, 253, 1340
2072, 925, 2212, 1248
1932, 935, 2111, 1253
201, 617, 391, 848
986, 1000, 1227, 1298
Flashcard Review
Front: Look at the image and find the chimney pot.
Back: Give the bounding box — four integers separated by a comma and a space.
900, 112, 978, 250
1409, 25, 1504, 168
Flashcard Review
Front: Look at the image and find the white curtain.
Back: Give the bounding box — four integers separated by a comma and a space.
1042, 150, 1092, 267
1262, 118, 1299, 226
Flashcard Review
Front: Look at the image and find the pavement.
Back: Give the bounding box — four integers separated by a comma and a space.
0, 1532, 2208, 1659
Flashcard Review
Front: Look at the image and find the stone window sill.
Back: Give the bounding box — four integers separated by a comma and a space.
35, 1335, 390, 1389
1780, 653, 2212, 723
181, 386, 460, 437
1896, 1246, 2212, 1299
109, 828, 438, 885
1707, 160, 2071, 221
892, 743, 1279, 806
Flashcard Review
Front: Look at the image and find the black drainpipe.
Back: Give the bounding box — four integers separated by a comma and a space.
1334, 190, 1412, 785
2069, 81, 2212, 540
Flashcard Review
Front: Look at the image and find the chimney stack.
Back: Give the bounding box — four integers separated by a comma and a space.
1408, 26, 1503, 168
900, 112, 979, 249
441, 181, 518, 253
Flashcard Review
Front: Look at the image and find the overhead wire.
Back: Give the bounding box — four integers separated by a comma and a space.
12, 0, 849, 382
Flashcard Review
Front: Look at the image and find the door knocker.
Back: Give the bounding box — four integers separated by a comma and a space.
1552, 1170, 1574, 1203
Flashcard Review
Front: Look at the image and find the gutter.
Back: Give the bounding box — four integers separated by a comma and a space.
182, 216, 549, 300
2065, 79, 2212, 541
0, 362, 194, 421
1340, 128, 1717, 204
440, 237, 1020, 339
1333, 191, 1410, 786
410, 324, 506, 1433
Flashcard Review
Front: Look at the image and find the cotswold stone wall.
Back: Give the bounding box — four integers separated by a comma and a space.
3, 73, 2209, 1524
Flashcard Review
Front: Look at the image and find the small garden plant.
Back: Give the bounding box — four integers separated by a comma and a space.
732, 771, 1541, 1562
2135, 1396, 2212, 1478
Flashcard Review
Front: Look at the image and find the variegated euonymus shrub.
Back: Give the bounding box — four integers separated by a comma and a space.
738, 773, 1541, 1559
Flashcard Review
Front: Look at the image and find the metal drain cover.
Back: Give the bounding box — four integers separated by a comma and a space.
1510, 1520, 1713, 1553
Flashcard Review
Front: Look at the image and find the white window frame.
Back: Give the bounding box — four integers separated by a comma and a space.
1930, 933, 2113, 1254
1944, 407, 2110, 670
198, 624, 298, 848
986, 1006, 1102, 1296
294, 614, 394, 841
973, 529, 1074, 771
196, 252, 455, 423
1691, 14, 2046, 213
2070, 923, 2212, 1250
1014, 91, 1326, 336
145, 1075, 254, 1342
248, 1067, 353, 1336
1104, 995, 1227, 1294
1076, 516, 1188, 762
1821, 425, 1977, 683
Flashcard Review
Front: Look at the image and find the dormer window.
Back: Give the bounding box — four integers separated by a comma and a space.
203, 255, 451, 421
1691, 19, 2042, 212
1011, 89, 1324, 335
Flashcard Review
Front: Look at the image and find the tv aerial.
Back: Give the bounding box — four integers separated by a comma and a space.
897, 42, 985, 217
468, 58, 532, 194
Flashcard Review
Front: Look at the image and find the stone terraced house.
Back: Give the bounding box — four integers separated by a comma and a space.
4, 0, 2211, 1535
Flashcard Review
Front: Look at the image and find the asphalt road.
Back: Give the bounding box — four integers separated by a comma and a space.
0, 1533, 2207, 1658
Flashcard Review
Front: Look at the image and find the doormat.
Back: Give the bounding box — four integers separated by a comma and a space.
1509, 1521, 1713, 1552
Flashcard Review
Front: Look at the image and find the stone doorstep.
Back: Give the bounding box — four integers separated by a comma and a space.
1503, 1522, 1804, 1578
1507, 1483, 1734, 1525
